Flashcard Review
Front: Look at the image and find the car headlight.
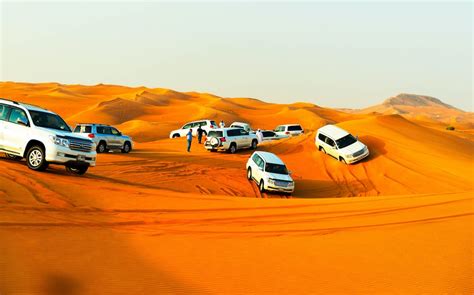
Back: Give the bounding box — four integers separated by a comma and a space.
268, 178, 276, 185
49, 135, 70, 148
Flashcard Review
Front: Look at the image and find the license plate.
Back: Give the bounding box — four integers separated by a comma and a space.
275, 181, 288, 187
77, 155, 86, 161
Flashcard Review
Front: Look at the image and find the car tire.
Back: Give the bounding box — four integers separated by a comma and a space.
229, 143, 237, 154
340, 157, 347, 164
259, 180, 265, 192
121, 142, 132, 153
210, 149, 217, 152
172, 134, 180, 138
321, 147, 326, 154
66, 165, 89, 175
26, 145, 49, 171
251, 139, 257, 150
97, 141, 107, 153
247, 168, 252, 180
5, 153, 22, 161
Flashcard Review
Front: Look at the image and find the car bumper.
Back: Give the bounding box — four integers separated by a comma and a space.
204, 142, 229, 151
346, 149, 370, 164
265, 184, 295, 193
46, 145, 97, 167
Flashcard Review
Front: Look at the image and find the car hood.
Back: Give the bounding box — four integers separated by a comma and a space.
36, 127, 92, 142
265, 172, 293, 182
338, 141, 366, 155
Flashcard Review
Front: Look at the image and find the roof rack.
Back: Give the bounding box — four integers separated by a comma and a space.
0, 98, 20, 105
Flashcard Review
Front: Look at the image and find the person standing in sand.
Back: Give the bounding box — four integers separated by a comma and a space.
197, 125, 204, 144
219, 120, 225, 128
256, 129, 264, 143
187, 129, 193, 152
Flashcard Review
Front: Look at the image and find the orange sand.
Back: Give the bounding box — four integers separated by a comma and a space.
0, 82, 473, 294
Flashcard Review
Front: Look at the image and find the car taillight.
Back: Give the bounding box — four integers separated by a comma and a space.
285, 131, 290, 135
210, 125, 214, 128
220, 137, 226, 142
88, 133, 95, 138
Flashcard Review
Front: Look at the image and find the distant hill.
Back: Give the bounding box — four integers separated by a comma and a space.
353, 93, 473, 128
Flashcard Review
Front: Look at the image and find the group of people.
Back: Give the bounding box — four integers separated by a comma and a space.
186, 120, 226, 152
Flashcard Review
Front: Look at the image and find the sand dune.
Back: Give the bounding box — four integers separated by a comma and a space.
0, 82, 472, 294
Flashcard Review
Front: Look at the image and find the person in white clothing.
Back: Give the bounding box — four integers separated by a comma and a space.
219, 120, 225, 128
256, 129, 264, 143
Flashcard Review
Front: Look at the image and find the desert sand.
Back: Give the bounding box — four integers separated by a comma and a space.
0, 82, 473, 294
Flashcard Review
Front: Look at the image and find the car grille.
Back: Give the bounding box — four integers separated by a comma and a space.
353, 148, 366, 157
69, 138, 93, 152
275, 180, 292, 187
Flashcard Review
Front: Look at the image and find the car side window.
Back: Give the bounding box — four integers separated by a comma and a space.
0, 104, 11, 121
318, 133, 327, 141
227, 129, 238, 137
74, 126, 81, 132
96, 126, 104, 134
275, 126, 284, 132
252, 154, 259, 164
8, 108, 29, 126
257, 157, 265, 169
104, 127, 113, 135
239, 129, 249, 136
182, 123, 192, 129
111, 128, 120, 135
325, 137, 335, 147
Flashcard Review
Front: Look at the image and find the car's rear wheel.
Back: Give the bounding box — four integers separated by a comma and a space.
259, 180, 265, 192
26, 145, 49, 171
229, 143, 237, 154
172, 134, 180, 138
321, 147, 326, 154
340, 157, 347, 164
247, 168, 252, 180
121, 142, 132, 153
97, 141, 107, 153
251, 139, 257, 150
66, 165, 89, 175
5, 153, 21, 160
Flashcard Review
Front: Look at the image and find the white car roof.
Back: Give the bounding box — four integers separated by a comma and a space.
254, 151, 285, 165
231, 122, 250, 126
277, 124, 302, 127
318, 124, 349, 140
0, 99, 55, 114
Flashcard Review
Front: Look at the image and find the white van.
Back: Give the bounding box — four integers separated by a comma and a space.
246, 151, 294, 194
315, 125, 369, 164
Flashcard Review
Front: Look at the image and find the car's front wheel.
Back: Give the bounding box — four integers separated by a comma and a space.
340, 157, 347, 164
66, 165, 89, 175
247, 168, 252, 180
26, 145, 49, 171
121, 142, 132, 153
259, 180, 265, 192
172, 134, 180, 138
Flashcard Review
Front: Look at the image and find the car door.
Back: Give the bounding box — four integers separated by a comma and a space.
180, 123, 193, 137
0, 104, 11, 149
325, 137, 339, 158
252, 154, 264, 183
110, 127, 124, 147
3, 107, 30, 155
238, 129, 250, 147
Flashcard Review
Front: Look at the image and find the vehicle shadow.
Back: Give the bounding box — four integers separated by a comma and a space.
357, 135, 387, 162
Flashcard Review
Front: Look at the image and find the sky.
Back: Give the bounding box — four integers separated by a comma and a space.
1, 1, 472, 110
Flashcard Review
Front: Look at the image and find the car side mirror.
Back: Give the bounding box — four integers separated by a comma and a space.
16, 118, 28, 126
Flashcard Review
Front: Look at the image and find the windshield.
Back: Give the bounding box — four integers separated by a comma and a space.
208, 131, 223, 137
336, 134, 357, 149
29, 110, 71, 132
265, 163, 288, 175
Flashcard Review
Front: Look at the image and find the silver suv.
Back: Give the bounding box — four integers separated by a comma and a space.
0, 98, 96, 174
204, 127, 258, 153
73, 124, 133, 153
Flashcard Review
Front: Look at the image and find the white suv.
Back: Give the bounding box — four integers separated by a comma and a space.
274, 124, 304, 137
315, 124, 369, 164
246, 151, 295, 194
74, 123, 133, 153
0, 99, 96, 174
204, 128, 258, 153
169, 119, 218, 138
